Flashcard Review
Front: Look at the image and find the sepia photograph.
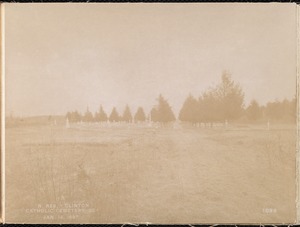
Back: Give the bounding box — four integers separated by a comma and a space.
2, 3, 298, 224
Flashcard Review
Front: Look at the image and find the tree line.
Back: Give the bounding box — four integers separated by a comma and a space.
179, 72, 296, 124
66, 72, 296, 124
66, 94, 176, 124
67, 105, 146, 123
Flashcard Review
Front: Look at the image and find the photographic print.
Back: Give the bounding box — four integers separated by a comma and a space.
2, 3, 298, 224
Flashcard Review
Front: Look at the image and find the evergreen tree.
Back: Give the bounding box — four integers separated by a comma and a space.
200, 88, 222, 123
246, 100, 262, 121
83, 107, 93, 122
198, 72, 244, 122
265, 98, 296, 123
265, 100, 282, 120
122, 105, 133, 123
154, 94, 176, 123
179, 94, 199, 123
95, 105, 108, 122
134, 107, 146, 122
216, 71, 244, 121
109, 107, 120, 122
150, 107, 159, 122
66, 110, 82, 122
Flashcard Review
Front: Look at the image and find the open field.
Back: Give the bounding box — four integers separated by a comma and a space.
5, 123, 296, 224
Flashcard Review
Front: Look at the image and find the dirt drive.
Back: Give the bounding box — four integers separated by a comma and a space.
5, 123, 296, 224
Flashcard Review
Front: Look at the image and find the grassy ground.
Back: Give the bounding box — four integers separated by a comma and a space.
4, 123, 296, 224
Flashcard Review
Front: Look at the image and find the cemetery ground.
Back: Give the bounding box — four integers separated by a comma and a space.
5, 121, 296, 223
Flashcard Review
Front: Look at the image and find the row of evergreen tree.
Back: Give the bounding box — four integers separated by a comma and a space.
67, 105, 146, 123
66, 94, 175, 123
178, 73, 296, 123
66, 72, 296, 124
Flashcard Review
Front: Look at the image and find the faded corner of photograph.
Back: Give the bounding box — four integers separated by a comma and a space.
3, 3, 298, 224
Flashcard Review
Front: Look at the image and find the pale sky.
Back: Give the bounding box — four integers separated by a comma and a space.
4, 3, 297, 117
